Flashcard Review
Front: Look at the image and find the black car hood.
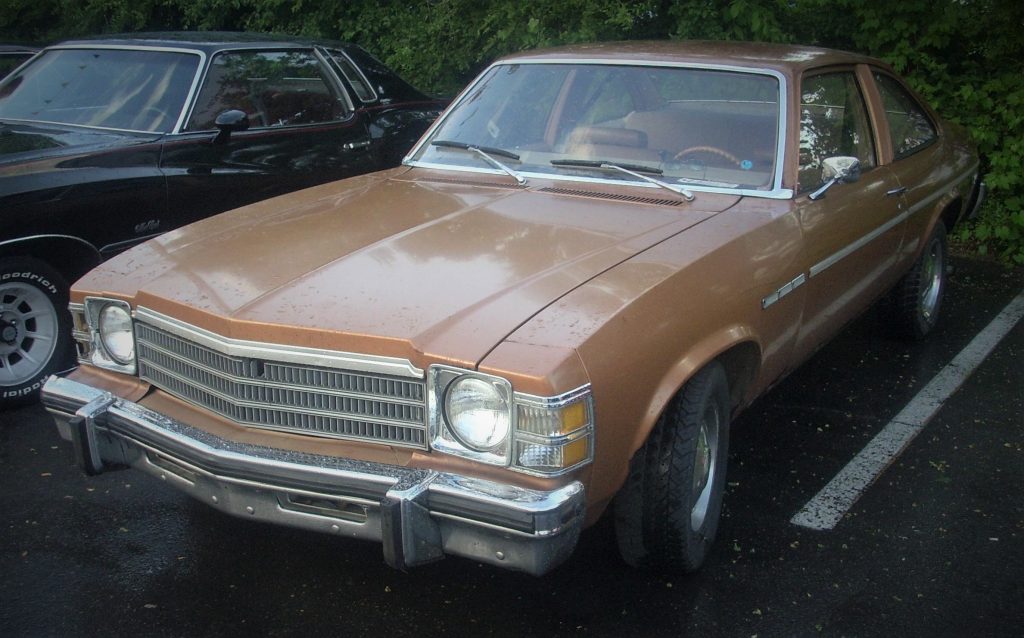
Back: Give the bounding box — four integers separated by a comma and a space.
0, 121, 159, 166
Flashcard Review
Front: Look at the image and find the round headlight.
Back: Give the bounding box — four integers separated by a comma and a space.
98, 304, 134, 365
444, 376, 510, 451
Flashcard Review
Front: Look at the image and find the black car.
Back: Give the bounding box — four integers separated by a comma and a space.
0, 33, 445, 406
0, 45, 36, 79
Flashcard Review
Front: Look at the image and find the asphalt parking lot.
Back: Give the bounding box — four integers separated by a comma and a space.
1, 255, 1021, 637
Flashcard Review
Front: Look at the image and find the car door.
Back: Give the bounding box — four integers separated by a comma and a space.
160, 47, 377, 226
868, 70, 948, 269
791, 68, 907, 359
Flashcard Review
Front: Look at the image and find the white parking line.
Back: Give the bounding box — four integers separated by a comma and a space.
791, 290, 1024, 531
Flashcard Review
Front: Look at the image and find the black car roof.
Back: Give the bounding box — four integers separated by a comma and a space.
40, 32, 431, 103
0, 45, 39, 53
52, 31, 356, 54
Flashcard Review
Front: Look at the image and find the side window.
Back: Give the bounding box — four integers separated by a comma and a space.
328, 50, 375, 102
186, 50, 347, 131
799, 72, 877, 193
873, 72, 937, 159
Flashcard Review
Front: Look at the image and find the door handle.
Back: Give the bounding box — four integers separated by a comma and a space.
886, 186, 908, 197
343, 139, 372, 150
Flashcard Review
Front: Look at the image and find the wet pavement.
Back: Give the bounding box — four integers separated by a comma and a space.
1, 255, 1021, 637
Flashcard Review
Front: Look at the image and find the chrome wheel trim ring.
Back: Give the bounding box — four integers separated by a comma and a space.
691, 401, 720, 532
919, 235, 944, 321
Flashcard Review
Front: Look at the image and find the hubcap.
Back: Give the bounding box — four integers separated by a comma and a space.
0, 283, 59, 387
691, 402, 720, 532
919, 236, 944, 321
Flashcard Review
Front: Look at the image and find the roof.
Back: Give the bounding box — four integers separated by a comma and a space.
0, 45, 39, 53
50, 31, 354, 54
499, 40, 888, 76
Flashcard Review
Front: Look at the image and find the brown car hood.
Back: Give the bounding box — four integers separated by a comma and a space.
81, 169, 738, 368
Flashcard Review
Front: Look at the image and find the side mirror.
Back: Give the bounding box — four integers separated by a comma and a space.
808, 156, 861, 200
212, 110, 250, 145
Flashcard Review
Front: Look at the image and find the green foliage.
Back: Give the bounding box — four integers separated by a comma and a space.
1, 0, 1022, 263
824, 0, 1024, 265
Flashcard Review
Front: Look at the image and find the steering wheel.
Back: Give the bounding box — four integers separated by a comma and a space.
673, 145, 741, 166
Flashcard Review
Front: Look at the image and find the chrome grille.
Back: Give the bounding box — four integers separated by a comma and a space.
135, 323, 427, 448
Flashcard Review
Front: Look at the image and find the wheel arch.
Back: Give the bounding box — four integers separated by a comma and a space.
905, 191, 961, 268
628, 326, 763, 455
0, 235, 103, 288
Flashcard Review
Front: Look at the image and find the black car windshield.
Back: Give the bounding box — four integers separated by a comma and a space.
0, 48, 200, 133
412, 63, 781, 191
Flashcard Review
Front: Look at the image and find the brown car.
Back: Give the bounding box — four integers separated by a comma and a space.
42, 41, 984, 576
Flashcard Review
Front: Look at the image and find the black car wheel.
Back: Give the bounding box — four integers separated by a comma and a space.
0, 258, 74, 407
893, 223, 948, 340
614, 361, 731, 572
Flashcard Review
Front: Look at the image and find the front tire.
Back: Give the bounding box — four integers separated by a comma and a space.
614, 361, 731, 572
0, 257, 74, 408
893, 223, 947, 340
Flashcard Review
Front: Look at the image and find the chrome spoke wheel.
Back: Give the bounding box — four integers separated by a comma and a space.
0, 282, 60, 386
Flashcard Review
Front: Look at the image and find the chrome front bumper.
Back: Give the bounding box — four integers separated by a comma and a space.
41, 376, 585, 576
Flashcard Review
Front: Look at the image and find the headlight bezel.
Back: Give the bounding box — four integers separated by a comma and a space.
82, 297, 137, 375
429, 365, 514, 467
428, 365, 594, 476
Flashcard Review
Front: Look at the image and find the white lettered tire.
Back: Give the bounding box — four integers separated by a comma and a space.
0, 257, 74, 408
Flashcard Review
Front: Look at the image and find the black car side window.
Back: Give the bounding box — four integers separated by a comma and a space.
327, 50, 376, 102
798, 72, 877, 193
186, 50, 348, 131
872, 72, 937, 159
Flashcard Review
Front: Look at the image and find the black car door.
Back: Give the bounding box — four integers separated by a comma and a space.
160, 47, 377, 226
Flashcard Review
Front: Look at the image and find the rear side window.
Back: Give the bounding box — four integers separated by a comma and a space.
186, 50, 347, 131
328, 50, 375, 102
799, 72, 877, 193
873, 72, 937, 159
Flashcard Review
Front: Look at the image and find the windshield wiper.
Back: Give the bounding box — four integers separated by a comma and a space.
551, 158, 695, 202
431, 139, 526, 185
432, 139, 520, 160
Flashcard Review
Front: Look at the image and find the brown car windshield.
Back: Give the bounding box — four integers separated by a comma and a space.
414, 63, 781, 191
0, 48, 200, 133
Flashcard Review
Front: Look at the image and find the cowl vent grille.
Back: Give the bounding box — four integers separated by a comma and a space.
538, 187, 684, 207
415, 177, 522, 189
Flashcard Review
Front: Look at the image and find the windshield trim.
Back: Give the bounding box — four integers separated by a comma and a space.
404, 58, 791, 200
1, 45, 207, 135
407, 161, 795, 200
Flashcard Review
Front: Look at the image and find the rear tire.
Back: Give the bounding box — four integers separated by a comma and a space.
614, 361, 731, 572
0, 257, 74, 408
893, 224, 947, 340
